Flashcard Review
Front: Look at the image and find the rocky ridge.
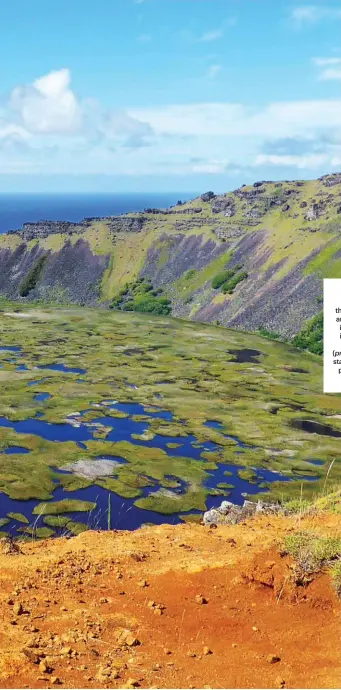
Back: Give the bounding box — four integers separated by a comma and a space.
0, 173, 341, 338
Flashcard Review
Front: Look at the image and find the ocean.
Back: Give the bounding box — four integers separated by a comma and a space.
0, 192, 195, 234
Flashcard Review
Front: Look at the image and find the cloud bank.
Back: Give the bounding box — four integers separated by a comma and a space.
0, 68, 340, 180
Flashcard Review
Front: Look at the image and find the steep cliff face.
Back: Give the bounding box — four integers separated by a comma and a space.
0, 239, 109, 305
0, 173, 340, 337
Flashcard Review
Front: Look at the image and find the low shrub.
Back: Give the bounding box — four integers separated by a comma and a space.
258, 327, 283, 341
19, 255, 47, 297
184, 269, 197, 281
132, 296, 172, 315
110, 278, 172, 315
292, 312, 323, 355
283, 531, 341, 577
212, 269, 236, 290
221, 271, 248, 294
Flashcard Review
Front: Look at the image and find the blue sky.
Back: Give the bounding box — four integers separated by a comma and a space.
0, 0, 340, 193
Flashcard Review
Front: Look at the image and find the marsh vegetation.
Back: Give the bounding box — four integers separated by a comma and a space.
0, 303, 340, 538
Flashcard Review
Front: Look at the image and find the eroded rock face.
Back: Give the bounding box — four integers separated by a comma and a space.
0, 239, 109, 305
139, 233, 227, 286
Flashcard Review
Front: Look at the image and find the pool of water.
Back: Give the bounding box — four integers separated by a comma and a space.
1, 446, 30, 454
228, 348, 261, 364
0, 484, 185, 535
290, 419, 341, 438
0, 345, 322, 538
38, 363, 87, 375
0, 346, 22, 352
34, 393, 52, 402
0, 416, 95, 443
0, 395, 320, 538
28, 379, 48, 387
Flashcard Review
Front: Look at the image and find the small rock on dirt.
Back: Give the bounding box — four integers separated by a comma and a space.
267, 654, 281, 664
39, 660, 51, 674
23, 649, 40, 664
13, 602, 24, 616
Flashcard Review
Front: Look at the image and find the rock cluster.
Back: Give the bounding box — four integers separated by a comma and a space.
203, 500, 281, 526
144, 207, 203, 215
304, 201, 326, 222
200, 191, 216, 202
319, 172, 341, 187
9, 221, 82, 241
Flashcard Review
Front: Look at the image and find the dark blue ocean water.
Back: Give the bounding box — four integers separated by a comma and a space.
0, 193, 195, 234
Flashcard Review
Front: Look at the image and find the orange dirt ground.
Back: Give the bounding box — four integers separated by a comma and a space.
0, 513, 340, 690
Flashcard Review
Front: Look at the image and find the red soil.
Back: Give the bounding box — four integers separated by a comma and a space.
0, 513, 340, 689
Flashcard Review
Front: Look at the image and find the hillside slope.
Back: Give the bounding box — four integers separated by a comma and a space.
0, 173, 340, 338
0, 507, 340, 689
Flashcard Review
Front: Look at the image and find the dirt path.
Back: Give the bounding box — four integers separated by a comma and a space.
0, 515, 340, 689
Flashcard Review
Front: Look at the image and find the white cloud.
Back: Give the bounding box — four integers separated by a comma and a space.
312, 57, 341, 80
199, 29, 223, 42
0, 68, 340, 178
313, 57, 341, 66
254, 153, 328, 169
99, 109, 153, 147
0, 123, 32, 142
291, 5, 341, 23
10, 68, 82, 135
4, 68, 154, 150
319, 67, 341, 80
206, 65, 222, 79
191, 159, 229, 173
130, 100, 341, 138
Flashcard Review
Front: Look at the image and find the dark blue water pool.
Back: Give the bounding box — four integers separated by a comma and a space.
0, 382, 322, 537
0, 346, 22, 352
0, 483, 187, 536
34, 393, 52, 402
1, 446, 30, 454
38, 363, 87, 375
28, 379, 48, 387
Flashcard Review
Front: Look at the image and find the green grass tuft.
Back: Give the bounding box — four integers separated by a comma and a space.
283, 531, 341, 579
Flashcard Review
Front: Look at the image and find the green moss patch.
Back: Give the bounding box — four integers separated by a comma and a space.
7, 512, 29, 523
65, 520, 88, 535
33, 499, 96, 515
18, 526, 55, 539
0, 517, 10, 527
43, 515, 71, 527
